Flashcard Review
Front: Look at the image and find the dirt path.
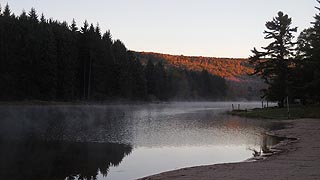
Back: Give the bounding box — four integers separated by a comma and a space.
138, 119, 320, 180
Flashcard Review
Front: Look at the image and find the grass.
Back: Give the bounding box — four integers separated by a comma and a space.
229, 105, 320, 120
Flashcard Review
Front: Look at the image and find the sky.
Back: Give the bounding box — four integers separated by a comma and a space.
1, 0, 318, 58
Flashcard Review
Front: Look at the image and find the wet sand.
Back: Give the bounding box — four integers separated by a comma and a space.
139, 119, 320, 180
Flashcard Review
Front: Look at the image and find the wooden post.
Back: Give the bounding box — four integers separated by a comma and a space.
238, 104, 240, 110
232, 104, 234, 110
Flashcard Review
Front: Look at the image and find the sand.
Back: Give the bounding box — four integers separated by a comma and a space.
138, 119, 320, 180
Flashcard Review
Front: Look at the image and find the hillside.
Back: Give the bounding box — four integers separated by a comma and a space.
134, 52, 266, 100
134, 52, 253, 81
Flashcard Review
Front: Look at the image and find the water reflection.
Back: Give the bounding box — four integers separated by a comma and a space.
0, 102, 283, 180
0, 140, 132, 180
248, 133, 285, 158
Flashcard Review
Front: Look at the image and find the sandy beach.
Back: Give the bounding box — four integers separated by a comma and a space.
139, 119, 320, 180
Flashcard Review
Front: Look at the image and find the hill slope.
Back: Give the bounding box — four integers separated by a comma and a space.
134, 52, 265, 100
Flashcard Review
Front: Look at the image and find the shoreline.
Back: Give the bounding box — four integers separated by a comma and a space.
138, 119, 320, 180
0, 100, 261, 106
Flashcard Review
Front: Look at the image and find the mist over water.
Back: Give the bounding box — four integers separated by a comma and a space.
0, 102, 281, 180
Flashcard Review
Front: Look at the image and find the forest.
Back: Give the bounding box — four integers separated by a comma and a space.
134, 52, 264, 100
0, 4, 227, 102
134, 52, 254, 80
249, 4, 320, 106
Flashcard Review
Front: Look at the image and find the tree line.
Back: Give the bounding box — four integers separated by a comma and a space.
135, 52, 253, 80
134, 52, 262, 100
249, 1, 320, 107
0, 4, 227, 102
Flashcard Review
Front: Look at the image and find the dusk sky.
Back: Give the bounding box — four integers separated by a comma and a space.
1, 0, 317, 58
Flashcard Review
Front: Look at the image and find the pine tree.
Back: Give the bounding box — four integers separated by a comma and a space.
70, 19, 78, 32
40, 13, 46, 23
78, 20, 90, 99
3, 4, 11, 17
249, 11, 297, 107
81, 20, 89, 33
99, 30, 117, 97
37, 19, 57, 100
297, 1, 320, 102
28, 8, 38, 23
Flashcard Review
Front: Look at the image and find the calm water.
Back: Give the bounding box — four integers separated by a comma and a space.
0, 102, 282, 180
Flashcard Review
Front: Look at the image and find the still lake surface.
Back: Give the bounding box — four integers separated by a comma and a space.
0, 102, 282, 180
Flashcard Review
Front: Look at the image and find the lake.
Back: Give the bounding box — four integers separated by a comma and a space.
0, 102, 282, 180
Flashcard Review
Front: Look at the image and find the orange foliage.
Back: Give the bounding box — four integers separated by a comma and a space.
138, 52, 254, 80
135, 51, 265, 99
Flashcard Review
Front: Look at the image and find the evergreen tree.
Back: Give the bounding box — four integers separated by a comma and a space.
70, 19, 78, 32
37, 20, 57, 99
40, 13, 46, 23
28, 8, 38, 23
79, 20, 90, 99
297, 1, 320, 102
112, 40, 130, 97
249, 11, 297, 107
3, 4, 12, 17
98, 30, 117, 98
81, 20, 89, 33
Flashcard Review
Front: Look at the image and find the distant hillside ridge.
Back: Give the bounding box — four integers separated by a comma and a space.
133, 52, 254, 81
133, 51, 265, 100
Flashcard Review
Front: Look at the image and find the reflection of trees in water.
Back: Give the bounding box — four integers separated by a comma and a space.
248, 133, 285, 157
0, 106, 131, 143
0, 140, 132, 180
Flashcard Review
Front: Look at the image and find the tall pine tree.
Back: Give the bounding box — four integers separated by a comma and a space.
249, 11, 297, 107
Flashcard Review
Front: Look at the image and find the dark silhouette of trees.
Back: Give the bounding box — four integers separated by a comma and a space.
144, 60, 171, 100
2, 4, 12, 17
249, 2, 320, 105
0, 140, 132, 180
128, 52, 148, 100
296, 1, 320, 103
144, 60, 156, 97
0, 4, 228, 102
249, 11, 297, 107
